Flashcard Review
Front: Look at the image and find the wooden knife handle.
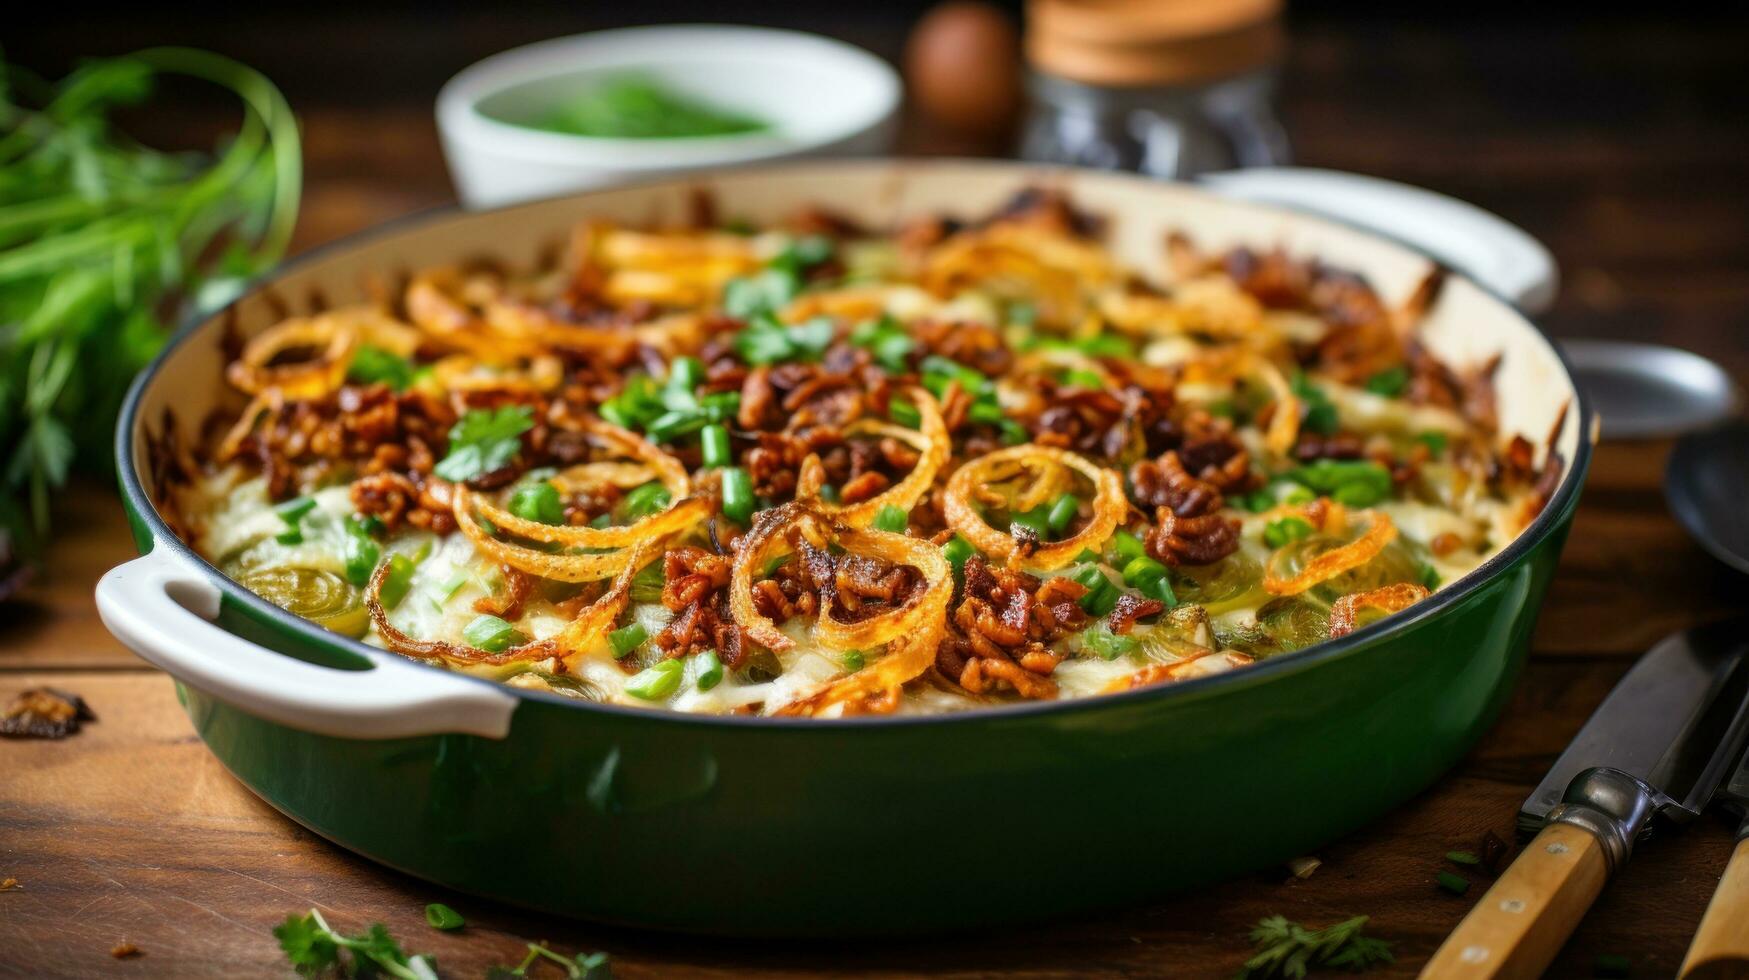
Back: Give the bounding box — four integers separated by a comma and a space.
1680, 837, 1749, 979
1420, 822, 1609, 979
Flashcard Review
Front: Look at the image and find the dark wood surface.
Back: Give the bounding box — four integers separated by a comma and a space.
4, 12, 1748, 978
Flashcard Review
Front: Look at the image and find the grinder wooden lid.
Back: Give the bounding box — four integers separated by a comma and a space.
1027, 0, 1283, 87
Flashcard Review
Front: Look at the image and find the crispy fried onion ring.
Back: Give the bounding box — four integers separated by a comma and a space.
431, 352, 565, 394
1263, 509, 1398, 596
1252, 357, 1301, 457
795, 386, 948, 527
366, 539, 658, 666
942, 444, 1125, 571
1102, 650, 1256, 693
216, 390, 283, 461
1327, 583, 1430, 637
728, 503, 953, 716
226, 314, 357, 398
454, 422, 693, 579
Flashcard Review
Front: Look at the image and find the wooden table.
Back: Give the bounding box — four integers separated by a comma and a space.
4, 13, 1748, 979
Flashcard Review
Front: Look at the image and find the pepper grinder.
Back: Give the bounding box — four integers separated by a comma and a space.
1021, 0, 1291, 178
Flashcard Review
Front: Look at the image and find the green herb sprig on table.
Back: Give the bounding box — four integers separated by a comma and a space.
0, 47, 301, 550
274, 909, 438, 980
487, 943, 612, 980
1236, 915, 1394, 979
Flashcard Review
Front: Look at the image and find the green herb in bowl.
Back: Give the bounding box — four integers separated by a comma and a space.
529, 75, 770, 139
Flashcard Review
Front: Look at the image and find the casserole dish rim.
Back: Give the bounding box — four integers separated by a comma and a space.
113, 157, 1593, 731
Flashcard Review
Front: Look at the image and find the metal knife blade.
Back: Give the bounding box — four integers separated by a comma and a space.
1521, 615, 1749, 833
1715, 722, 1749, 826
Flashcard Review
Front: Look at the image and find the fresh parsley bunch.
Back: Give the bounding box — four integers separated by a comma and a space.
1237, 914, 1394, 979
275, 909, 438, 980
0, 47, 300, 550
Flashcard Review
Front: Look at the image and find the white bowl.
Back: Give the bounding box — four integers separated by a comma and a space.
436, 25, 902, 208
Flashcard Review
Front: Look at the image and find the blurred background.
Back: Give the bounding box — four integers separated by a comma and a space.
12, 1, 1746, 363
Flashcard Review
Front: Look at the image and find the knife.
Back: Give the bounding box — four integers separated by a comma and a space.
1679, 739, 1749, 979
1422, 616, 1749, 979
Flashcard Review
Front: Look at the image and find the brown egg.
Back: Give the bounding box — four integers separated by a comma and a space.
904, 1, 1024, 138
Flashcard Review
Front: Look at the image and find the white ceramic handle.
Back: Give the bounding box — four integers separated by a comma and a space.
1198, 166, 1559, 314
95, 545, 517, 739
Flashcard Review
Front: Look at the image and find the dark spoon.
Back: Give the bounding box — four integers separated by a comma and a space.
1665, 419, 1749, 576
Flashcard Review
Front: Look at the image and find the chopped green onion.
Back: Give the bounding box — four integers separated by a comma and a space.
1121, 555, 1167, 588
1263, 517, 1315, 549
1121, 555, 1177, 607
888, 398, 921, 429
1420, 562, 1442, 589
274, 496, 317, 525
1063, 368, 1104, 389
1236, 490, 1274, 514
463, 614, 524, 653
694, 650, 724, 691
437, 572, 470, 601
1046, 493, 1080, 534
589, 513, 613, 529
645, 409, 707, 444
1112, 530, 1147, 564
842, 650, 866, 672
1281, 484, 1315, 505
621, 481, 672, 520
379, 553, 417, 610
629, 561, 665, 603
761, 553, 790, 578
943, 535, 977, 574
700, 424, 732, 468
1417, 430, 1449, 455
998, 419, 1029, 445
609, 622, 648, 658
275, 527, 303, 546
508, 481, 564, 525
342, 516, 381, 588
1070, 565, 1120, 616
1445, 850, 1480, 866
424, 903, 464, 931
700, 391, 741, 422
1287, 459, 1392, 508
667, 355, 704, 392
1292, 371, 1341, 436
1365, 364, 1409, 397
872, 504, 908, 534
625, 659, 684, 700
967, 402, 1005, 427
1080, 623, 1138, 661
920, 355, 991, 398
1435, 871, 1471, 896
1009, 506, 1051, 540
1008, 300, 1037, 327
720, 467, 755, 524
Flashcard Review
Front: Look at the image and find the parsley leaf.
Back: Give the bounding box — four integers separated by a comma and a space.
733, 314, 837, 366
1236, 914, 1392, 979
434, 406, 533, 483
347, 345, 416, 391
489, 941, 612, 979
274, 909, 438, 980
274, 912, 339, 974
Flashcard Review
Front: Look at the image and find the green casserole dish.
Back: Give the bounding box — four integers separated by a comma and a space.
96, 160, 1590, 935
